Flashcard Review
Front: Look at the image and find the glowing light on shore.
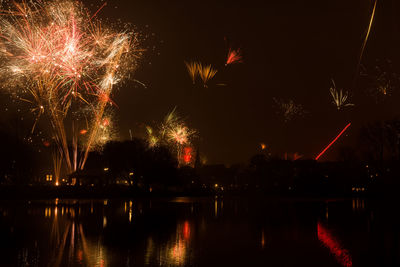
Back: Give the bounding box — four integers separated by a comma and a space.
260, 143, 266, 150
315, 123, 351, 160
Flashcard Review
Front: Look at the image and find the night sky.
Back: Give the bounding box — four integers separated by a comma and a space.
4, 0, 400, 165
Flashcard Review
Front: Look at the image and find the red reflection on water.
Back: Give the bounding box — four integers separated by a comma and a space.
317, 222, 352, 267
77, 250, 83, 262
183, 221, 190, 240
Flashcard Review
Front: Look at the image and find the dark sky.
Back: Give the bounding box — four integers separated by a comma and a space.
3, 0, 399, 165
98, 0, 400, 165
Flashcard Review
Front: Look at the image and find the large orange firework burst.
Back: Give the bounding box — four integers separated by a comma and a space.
0, 0, 142, 173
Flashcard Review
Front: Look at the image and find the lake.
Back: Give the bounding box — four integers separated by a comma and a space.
0, 197, 398, 266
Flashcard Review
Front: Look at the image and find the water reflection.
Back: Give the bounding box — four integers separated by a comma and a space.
352, 198, 365, 212
261, 228, 265, 249
145, 220, 193, 266
317, 222, 352, 267
45, 205, 108, 267
0, 197, 398, 266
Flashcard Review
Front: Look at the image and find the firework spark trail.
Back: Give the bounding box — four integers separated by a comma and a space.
197, 63, 217, 87
315, 123, 351, 161
329, 79, 354, 110
52, 147, 63, 185
0, 0, 141, 173
354, 0, 377, 88
225, 48, 242, 66
80, 41, 128, 169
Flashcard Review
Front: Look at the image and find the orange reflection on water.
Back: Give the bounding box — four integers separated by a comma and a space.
145, 220, 192, 266
183, 221, 190, 240
261, 228, 265, 249
42, 203, 109, 267
352, 198, 365, 211
170, 239, 186, 265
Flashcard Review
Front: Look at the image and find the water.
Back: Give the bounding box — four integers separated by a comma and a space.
0, 197, 398, 267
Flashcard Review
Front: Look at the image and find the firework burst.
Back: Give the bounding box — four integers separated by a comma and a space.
197, 63, 217, 87
273, 97, 306, 122
145, 107, 197, 165
0, 0, 142, 172
360, 61, 400, 101
145, 125, 159, 148
167, 124, 195, 146
329, 79, 354, 110
184, 61, 199, 84
225, 48, 242, 66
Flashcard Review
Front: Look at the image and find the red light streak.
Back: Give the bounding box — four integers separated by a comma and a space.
315, 123, 351, 161
317, 222, 352, 267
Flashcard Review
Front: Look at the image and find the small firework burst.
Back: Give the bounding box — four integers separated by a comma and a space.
145, 107, 197, 165
167, 124, 196, 146
361, 60, 400, 101
160, 107, 180, 137
145, 125, 159, 148
260, 143, 266, 150
184, 61, 199, 84
91, 113, 118, 150
329, 79, 354, 110
225, 48, 242, 66
273, 97, 306, 122
197, 63, 217, 87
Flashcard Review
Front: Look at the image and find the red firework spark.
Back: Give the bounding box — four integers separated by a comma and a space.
225, 48, 242, 66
